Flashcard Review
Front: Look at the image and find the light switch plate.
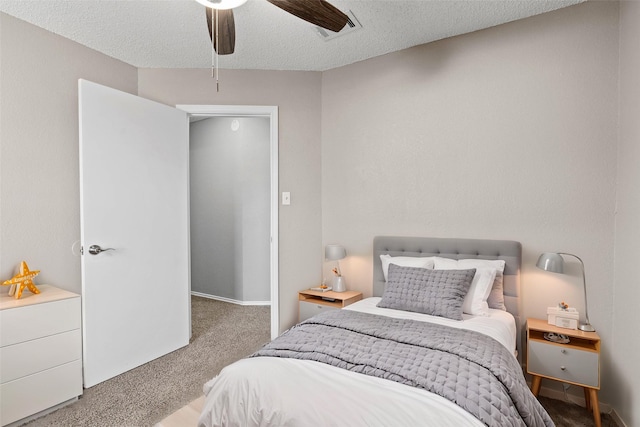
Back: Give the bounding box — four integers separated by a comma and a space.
282, 192, 291, 205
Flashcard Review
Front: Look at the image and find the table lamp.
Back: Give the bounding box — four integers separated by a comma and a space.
536, 252, 595, 332
325, 245, 347, 292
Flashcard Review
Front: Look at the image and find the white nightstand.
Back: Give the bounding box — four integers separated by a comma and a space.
0, 285, 83, 426
298, 289, 362, 322
526, 318, 601, 427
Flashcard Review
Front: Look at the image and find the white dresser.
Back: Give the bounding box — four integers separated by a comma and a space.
1, 285, 83, 426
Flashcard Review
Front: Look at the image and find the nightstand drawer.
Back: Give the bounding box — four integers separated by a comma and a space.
299, 301, 339, 322
528, 340, 599, 387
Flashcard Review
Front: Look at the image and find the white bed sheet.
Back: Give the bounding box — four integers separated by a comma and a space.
199, 298, 518, 427
199, 357, 483, 427
345, 297, 518, 356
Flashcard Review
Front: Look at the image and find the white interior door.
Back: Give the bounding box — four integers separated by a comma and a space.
79, 79, 190, 388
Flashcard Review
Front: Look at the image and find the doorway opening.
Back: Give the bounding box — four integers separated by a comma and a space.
178, 105, 279, 340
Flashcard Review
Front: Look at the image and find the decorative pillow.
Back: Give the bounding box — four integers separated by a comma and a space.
380, 254, 435, 281
377, 264, 475, 320
434, 257, 507, 311
433, 261, 496, 316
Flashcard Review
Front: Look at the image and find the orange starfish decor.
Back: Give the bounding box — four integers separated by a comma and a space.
2, 261, 41, 299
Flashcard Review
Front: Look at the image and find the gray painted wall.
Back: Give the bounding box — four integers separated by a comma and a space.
3, 3, 639, 423
612, 2, 640, 425
0, 13, 138, 291
321, 0, 619, 405
138, 68, 323, 333
190, 117, 270, 302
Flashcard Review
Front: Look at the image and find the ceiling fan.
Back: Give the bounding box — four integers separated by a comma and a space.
196, 0, 350, 55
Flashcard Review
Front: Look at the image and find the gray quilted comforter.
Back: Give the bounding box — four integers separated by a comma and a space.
252, 310, 553, 427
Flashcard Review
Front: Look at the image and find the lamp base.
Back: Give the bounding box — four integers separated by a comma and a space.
332, 276, 346, 292
579, 323, 596, 332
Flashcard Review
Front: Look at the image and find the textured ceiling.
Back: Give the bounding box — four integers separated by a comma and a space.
0, 0, 584, 71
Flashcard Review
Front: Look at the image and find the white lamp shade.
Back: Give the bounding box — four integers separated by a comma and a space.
325, 245, 346, 261
194, 0, 248, 10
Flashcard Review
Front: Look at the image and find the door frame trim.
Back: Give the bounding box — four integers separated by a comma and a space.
177, 104, 279, 340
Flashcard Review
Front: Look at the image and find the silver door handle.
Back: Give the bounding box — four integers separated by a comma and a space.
88, 245, 115, 255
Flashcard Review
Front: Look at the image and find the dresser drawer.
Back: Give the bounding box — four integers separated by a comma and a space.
1, 329, 82, 384
0, 359, 82, 426
0, 297, 81, 347
299, 300, 339, 322
528, 340, 599, 388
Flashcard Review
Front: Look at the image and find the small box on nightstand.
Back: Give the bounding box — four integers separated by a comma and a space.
547, 307, 579, 330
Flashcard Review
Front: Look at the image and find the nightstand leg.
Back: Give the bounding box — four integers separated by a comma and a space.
588, 388, 601, 427
531, 375, 542, 396
584, 388, 591, 411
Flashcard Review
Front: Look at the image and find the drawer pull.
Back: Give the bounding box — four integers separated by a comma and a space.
561, 349, 567, 354
560, 366, 566, 371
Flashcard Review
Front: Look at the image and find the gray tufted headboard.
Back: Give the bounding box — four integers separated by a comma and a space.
373, 236, 523, 363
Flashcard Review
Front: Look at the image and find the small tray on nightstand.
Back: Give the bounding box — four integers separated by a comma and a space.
543, 332, 570, 344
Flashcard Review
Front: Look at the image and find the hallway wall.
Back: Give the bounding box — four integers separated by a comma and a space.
190, 117, 271, 302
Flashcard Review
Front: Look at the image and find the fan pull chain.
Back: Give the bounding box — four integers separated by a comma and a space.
211, 33, 216, 79
211, 9, 219, 92
211, 9, 218, 79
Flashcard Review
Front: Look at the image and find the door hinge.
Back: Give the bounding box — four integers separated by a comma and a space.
80, 246, 84, 255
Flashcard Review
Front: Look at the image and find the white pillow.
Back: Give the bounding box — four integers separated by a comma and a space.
434, 257, 504, 315
457, 259, 506, 311
380, 254, 435, 282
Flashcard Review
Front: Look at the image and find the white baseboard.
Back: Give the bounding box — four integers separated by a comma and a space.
191, 291, 270, 306
610, 409, 629, 427
5, 397, 78, 427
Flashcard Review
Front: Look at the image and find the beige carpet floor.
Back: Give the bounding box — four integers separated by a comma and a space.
25, 297, 270, 427
24, 296, 618, 427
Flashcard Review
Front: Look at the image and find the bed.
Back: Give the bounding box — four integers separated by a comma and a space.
198, 236, 553, 427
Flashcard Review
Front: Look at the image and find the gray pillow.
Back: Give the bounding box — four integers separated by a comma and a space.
486, 270, 507, 311
377, 264, 476, 321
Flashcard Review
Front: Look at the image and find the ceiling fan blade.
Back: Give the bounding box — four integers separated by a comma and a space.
266, 0, 349, 33
206, 8, 236, 55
